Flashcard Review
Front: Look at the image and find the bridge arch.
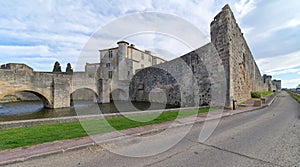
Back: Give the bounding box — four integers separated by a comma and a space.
110, 88, 127, 102
70, 88, 100, 104
0, 90, 52, 108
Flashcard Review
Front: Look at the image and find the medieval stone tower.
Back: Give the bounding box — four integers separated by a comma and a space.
210, 5, 267, 106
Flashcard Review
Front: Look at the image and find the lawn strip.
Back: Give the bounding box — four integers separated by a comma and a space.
0, 107, 211, 150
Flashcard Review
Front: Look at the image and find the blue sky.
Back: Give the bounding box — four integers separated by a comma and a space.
0, 0, 299, 88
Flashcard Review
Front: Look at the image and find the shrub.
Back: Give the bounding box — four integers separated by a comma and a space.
251, 92, 261, 98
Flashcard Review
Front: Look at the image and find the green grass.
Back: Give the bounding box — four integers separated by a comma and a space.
251, 91, 273, 99
0, 108, 212, 151
260, 91, 273, 97
287, 92, 300, 103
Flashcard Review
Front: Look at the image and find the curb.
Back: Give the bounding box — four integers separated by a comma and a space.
0, 94, 279, 166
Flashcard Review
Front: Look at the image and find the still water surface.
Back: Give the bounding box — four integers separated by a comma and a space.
0, 101, 174, 122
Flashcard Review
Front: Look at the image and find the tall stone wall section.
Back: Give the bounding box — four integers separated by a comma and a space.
211, 5, 269, 106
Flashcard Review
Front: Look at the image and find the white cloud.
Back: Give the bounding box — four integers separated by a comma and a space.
0, 45, 51, 57
256, 50, 300, 73
282, 78, 300, 88
0, 0, 219, 64
4, 0, 298, 78
258, 19, 300, 39
266, 68, 300, 76
234, 0, 256, 19
270, 19, 300, 32
125, 33, 195, 61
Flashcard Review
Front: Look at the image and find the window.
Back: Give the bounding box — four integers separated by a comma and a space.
106, 63, 110, 68
141, 64, 144, 68
141, 53, 144, 60
128, 71, 130, 77
148, 55, 151, 62
108, 50, 113, 59
108, 71, 113, 78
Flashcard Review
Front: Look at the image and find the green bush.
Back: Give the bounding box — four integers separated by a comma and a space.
251, 92, 261, 98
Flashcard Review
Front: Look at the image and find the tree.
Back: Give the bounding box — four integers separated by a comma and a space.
52, 61, 62, 72
297, 84, 300, 88
66, 63, 73, 74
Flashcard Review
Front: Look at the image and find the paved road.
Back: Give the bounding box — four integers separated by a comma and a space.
6, 92, 300, 167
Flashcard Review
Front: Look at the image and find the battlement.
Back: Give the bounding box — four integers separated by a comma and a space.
0, 63, 33, 71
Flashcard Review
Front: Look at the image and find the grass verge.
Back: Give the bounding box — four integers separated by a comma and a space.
287, 91, 300, 103
251, 91, 273, 98
261, 91, 273, 97
0, 108, 212, 151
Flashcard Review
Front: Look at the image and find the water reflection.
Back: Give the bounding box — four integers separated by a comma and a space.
0, 101, 176, 122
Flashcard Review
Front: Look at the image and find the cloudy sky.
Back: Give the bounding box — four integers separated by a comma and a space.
0, 0, 299, 88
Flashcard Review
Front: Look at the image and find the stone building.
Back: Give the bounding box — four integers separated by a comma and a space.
85, 63, 100, 78
85, 63, 100, 73
129, 4, 280, 108
97, 41, 166, 101
98, 41, 166, 80
272, 79, 281, 91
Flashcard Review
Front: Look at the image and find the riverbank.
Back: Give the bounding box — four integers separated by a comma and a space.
0, 106, 207, 129
0, 101, 179, 121
0, 107, 210, 151
0, 91, 280, 166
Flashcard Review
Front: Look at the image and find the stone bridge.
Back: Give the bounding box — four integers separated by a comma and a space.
0, 63, 107, 108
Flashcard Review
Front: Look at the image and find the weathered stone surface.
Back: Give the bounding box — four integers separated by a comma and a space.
0, 63, 101, 108
130, 43, 226, 107
253, 100, 262, 107
129, 5, 279, 108
0, 5, 280, 110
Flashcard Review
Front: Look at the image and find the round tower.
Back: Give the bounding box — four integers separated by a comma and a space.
117, 41, 129, 59
116, 41, 129, 81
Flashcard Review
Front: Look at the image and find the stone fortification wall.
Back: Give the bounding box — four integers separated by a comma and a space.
210, 5, 269, 106
130, 5, 275, 108
129, 43, 226, 107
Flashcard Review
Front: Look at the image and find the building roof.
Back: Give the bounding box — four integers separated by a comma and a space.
117, 41, 129, 45
98, 41, 166, 62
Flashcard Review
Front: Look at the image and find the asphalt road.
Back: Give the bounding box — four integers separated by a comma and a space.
7, 91, 300, 167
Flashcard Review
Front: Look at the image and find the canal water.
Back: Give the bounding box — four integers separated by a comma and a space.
0, 101, 175, 122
